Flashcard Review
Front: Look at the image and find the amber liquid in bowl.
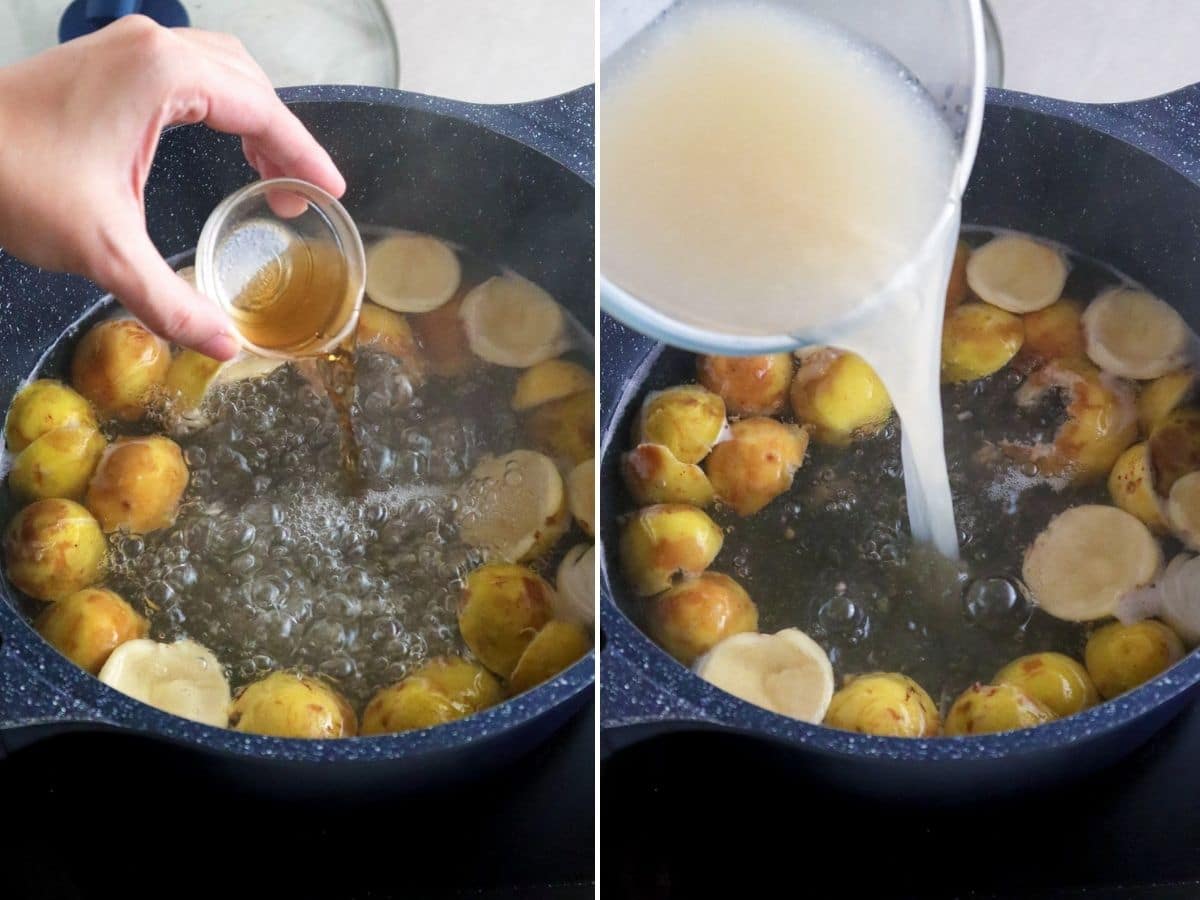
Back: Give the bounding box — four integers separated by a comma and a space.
228, 240, 357, 358
229, 240, 362, 482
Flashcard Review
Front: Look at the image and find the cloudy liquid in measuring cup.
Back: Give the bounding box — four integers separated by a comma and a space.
601, 3, 963, 556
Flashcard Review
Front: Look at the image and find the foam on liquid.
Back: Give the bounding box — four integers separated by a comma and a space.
601, 3, 963, 556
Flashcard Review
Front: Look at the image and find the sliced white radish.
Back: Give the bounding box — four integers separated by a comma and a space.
1117, 553, 1200, 647
1022, 504, 1163, 622
555, 543, 595, 630
459, 274, 570, 368
216, 352, 285, 384
366, 232, 461, 313
458, 449, 569, 562
693, 628, 834, 723
966, 234, 1068, 313
1167, 471, 1200, 551
98, 638, 230, 727
1082, 287, 1194, 380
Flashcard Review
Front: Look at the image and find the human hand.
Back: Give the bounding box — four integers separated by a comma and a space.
0, 16, 346, 360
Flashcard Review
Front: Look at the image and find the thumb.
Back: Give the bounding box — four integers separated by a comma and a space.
96, 233, 240, 361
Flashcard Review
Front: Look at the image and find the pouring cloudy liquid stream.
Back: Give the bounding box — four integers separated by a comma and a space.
601, 4, 965, 574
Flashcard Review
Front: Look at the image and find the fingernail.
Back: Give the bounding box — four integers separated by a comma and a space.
197, 332, 241, 362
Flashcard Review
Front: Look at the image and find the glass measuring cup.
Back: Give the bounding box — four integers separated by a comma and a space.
598, 0, 988, 356
195, 178, 366, 359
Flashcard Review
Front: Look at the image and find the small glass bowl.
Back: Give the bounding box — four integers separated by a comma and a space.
195, 177, 366, 359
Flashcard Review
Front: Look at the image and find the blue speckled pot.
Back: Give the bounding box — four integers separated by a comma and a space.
600, 85, 1200, 802
0, 85, 594, 792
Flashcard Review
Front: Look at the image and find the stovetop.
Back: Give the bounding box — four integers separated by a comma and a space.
603, 699, 1200, 899
2, 703, 594, 899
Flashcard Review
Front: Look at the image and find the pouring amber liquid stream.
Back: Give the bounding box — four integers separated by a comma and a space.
226, 239, 363, 485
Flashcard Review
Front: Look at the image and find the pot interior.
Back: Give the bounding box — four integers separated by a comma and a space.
599, 99, 1200, 738
0, 95, 595, 731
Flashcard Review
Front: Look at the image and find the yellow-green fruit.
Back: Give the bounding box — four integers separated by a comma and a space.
163, 349, 223, 412
636, 385, 726, 464
36, 587, 147, 674
696, 353, 793, 416
824, 672, 940, 738
512, 358, 593, 411
1138, 369, 1197, 434
944, 683, 1055, 736
8, 426, 106, 504
1085, 620, 1184, 700
645, 573, 758, 665
945, 239, 971, 313
85, 435, 188, 534
618, 503, 724, 597
1014, 359, 1138, 483
1108, 442, 1169, 533
458, 563, 556, 678
994, 652, 1100, 718
1022, 298, 1086, 363
70, 318, 170, 421
1149, 407, 1200, 496
704, 417, 808, 516
5, 379, 97, 453
621, 443, 715, 507
357, 302, 426, 382
229, 672, 357, 738
416, 655, 505, 708
526, 389, 594, 466
566, 458, 595, 537
3, 498, 106, 601
509, 620, 592, 694
941, 303, 1025, 383
361, 656, 503, 734
789, 349, 893, 445
410, 293, 475, 377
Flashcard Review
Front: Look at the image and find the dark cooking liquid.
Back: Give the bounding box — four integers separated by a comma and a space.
624, 226, 1160, 713
14, 237, 592, 708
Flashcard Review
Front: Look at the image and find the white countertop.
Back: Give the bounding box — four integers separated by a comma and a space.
2, 3, 1198, 108
387, 0, 595, 103
989, 0, 1200, 103
387, 1, 1200, 106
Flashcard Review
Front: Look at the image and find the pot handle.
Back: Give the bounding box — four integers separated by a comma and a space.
599, 624, 727, 759
995, 81, 1200, 185
0, 628, 113, 758
458, 86, 595, 185
59, 0, 190, 42
1109, 81, 1200, 176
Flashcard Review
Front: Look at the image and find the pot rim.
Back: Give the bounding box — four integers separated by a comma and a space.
599, 586, 1200, 760
1, 593, 593, 760
271, 84, 595, 185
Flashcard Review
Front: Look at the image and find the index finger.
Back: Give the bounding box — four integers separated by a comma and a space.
185, 57, 346, 198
